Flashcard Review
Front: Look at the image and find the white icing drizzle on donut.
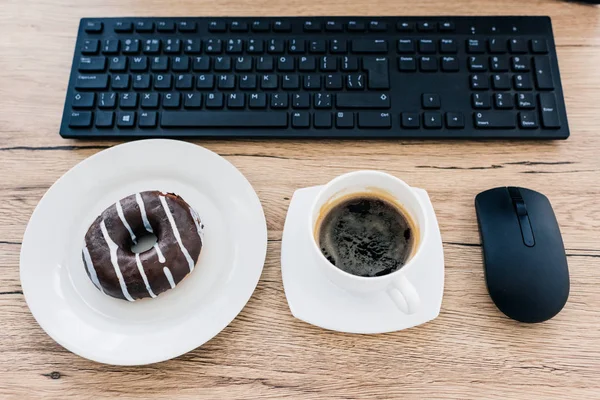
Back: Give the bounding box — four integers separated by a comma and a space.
116, 200, 137, 244
83, 245, 104, 293
135, 253, 157, 298
189, 206, 204, 241
100, 220, 135, 302
159, 195, 195, 272
136, 192, 153, 233
163, 266, 176, 289
154, 243, 166, 263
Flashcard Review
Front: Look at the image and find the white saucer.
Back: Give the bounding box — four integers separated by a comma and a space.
281, 186, 444, 334
20, 139, 267, 365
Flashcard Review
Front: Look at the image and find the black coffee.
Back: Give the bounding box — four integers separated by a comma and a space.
317, 195, 416, 277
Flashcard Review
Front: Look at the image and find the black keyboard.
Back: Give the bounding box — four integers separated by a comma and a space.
60, 16, 569, 139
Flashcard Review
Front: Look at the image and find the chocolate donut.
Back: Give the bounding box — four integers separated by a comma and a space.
82, 191, 203, 301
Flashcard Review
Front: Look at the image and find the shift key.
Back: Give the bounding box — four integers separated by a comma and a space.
75, 74, 108, 90
336, 93, 390, 109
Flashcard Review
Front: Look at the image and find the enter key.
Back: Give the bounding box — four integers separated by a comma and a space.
363, 57, 390, 90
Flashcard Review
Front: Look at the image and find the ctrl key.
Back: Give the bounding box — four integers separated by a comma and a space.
358, 112, 391, 128
69, 111, 92, 128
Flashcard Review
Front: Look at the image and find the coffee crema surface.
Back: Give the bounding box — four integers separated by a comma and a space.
316, 194, 417, 277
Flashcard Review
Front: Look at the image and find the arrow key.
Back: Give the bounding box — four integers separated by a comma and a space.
401, 112, 420, 128
423, 112, 443, 129
446, 112, 465, 129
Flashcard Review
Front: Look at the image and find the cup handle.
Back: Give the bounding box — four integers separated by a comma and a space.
387, 274, 420, 314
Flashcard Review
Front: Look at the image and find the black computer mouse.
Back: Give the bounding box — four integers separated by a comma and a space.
475, 187, 569, 323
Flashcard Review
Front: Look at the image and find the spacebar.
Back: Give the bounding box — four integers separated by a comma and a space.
161, 112, 288, 128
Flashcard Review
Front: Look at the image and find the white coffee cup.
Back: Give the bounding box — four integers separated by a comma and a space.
309, 171, 429, 314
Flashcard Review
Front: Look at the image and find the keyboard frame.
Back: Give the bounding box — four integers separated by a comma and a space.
60, 16, 570, 140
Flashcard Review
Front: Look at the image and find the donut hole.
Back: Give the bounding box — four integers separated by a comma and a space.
131, 232, 158, 254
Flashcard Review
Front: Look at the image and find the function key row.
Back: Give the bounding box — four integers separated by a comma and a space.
84, 19, 458, 35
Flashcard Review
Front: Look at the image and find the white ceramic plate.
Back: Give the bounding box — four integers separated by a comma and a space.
20, 139, 267, 365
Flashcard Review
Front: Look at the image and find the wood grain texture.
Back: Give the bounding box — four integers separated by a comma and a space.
1, 0, 600, 398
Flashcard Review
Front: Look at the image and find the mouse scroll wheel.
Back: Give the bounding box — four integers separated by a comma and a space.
514, 200, 528, 217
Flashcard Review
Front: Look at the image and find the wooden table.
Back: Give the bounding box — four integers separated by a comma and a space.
1, 0, 599, 398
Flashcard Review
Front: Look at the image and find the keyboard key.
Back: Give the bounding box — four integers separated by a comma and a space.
75, 74, 108, 90
120, 92, 138, 108
358, 112, 391, 128
141, 93, 159, 109
517, 93, 535, 109
133, 74, 151, 90
82, 39, 99, 55
235, 56, 252, 71
419, 56, 437, 72
95, 111, 114, 128
351, 39, 388, 54
303, 74, 321, 90
417, 22, 434, 32
114, 21, 133, 33
164, 39, 182, 54
397, 39, 415, 54
84, 21, 103, 33
488, 38, 507, 54
131, 56, 148, 72
193, 56, 211, 72
139, 112, 158, 128
274, 20, 292, 32
154, 74, 172, 90
511, 56, 530, 72
268, 39, 285, 54
341, 56, 359, 71
397, 22, 414, 32
176, 74, 194, 89
144, 39, 161, 54
348, 21, 366, 32
261, 74, 278, 89
271, 93, 288, 109
282, 74, 300, 89
251, 20, 270, 32
472, 93, 491, 109
418, 39, 436, 54
423, 112, 442, 129
401, 112, 420, 128
533, 56, 554, 90
470, 74, 488, 90
490, 56, 509, 72
209, 20, 227, 32
157, 21, 175, 32
239, 74, 256, 90
325, 21, 343, 32
369, 21, 387, 32
320, 56, 337, 72
172, 56, 190, 72
72, 92, 95, 109
513, 74, 533, 90
163, 92, 181, 108
226, 39, 243, 54
336, 111, 354, 128
214, 56, 232, 71
539, 93, 560, 128
98, 92, 117, 109
257, 56, 274, 71
230, 21, 249, 32
206, 93, 224, 108
183, 39, 202, 54
289, 39, 306, 54
151, 56, 169, 71
531, 39, 548, 54
161, 111, 287, 127
78, 56, 106, 72
314, 112, 332, 128
314, 93, 332, 109
102, 39, 120, 54
122, 39, 140, 54
291, 111, 310, 128
494, 93, 514, 109
467, 39, 485, 53
69, 111, 92, 128
441, 56, 459, 72
398, 56, 417, 72
422, 93, 440, 109
218, 74, 236, 90
247, 39, 264, 54
184, 93, 202, 109
337, 93, 390, 109
325, 74, 342, 90
228, 93, 245, 108
310, 40, 327, 54
439, 22, 455, 32
178, 21, 197, 32
205, 39, 223, 54
117, 111, 136, 127
363, 57, 389, 89
346, 74, 364, 90
439, 39, 457, 54
509, 39, 528, 53
519, 112, 538, 129
492, 74, 511, 90
446, 112, 464, 128
249, 93, 267, 108
330, 39, 347, 54
303, 21, 321, 32
109, 56, 127, 72
135, 21, 154, 33
468, 56, 487, 72
292, 93, 310, 109
474, 111, 516, 128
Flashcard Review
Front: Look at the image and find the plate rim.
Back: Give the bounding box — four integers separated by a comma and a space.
20, 139, 268, 365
